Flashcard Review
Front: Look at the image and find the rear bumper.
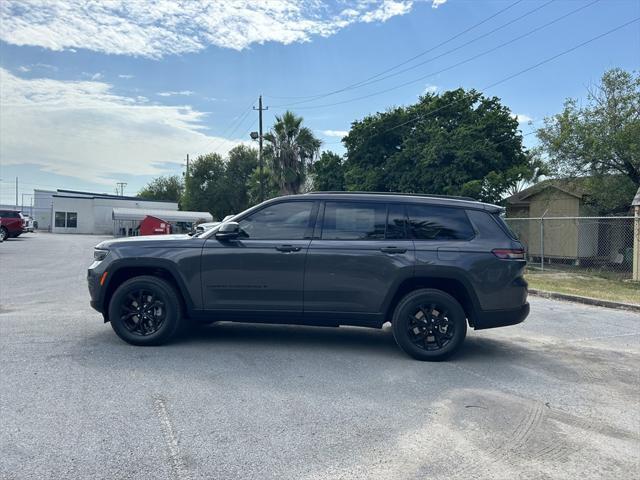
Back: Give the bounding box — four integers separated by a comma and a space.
472, 302, 529, 330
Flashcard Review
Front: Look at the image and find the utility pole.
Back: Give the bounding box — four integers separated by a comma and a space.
253, 95, 268, 202
15, 177, 18, 208
116, 182, 127, 196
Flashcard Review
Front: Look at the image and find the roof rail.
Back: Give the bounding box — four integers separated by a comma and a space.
305, 191, 477, 202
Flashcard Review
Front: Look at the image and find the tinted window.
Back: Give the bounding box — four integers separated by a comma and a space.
238, 202, 313, 239
55, 211, 66, 228
386, 203, 406, 239
322, 202, 385, 240
407, 205, 474, 240
466, 210, 509, 239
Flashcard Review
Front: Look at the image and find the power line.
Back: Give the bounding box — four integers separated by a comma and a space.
376, 17, 639, 137
197, 100, 255, 155
267, 0, 525, 102
273, 0, 601, 112
272, 0, 555, 108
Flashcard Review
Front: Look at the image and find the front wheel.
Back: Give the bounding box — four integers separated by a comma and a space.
392, 289, 467, 361
108, 276, 182, 346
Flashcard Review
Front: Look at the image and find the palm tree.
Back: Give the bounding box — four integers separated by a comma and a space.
263, 111, 321, 195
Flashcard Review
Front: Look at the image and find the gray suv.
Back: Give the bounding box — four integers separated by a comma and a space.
88, 192, 529, 360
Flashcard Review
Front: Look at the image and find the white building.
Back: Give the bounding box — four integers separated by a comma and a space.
33, 189, 180, 234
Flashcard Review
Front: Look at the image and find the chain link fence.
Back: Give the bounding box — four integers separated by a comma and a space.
504, 216, 637, 279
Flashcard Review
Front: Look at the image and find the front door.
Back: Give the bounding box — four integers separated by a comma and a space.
201, 200, 317, 313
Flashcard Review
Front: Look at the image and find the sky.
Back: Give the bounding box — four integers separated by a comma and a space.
0, 0, 639, 205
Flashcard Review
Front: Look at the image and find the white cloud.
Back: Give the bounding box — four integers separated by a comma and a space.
423, 84, 438, 94
361, 1, 413, 23
17, 63, 58, 73
157, 90, 195, 97
0, 68, 245, 184
118, 74, 134, 79
512, 113, 533, 124
0, 0, 415, 58
322, 129, 349, 137
431, 0, 448, 8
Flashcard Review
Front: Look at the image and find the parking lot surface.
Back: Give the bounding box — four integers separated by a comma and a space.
1, 233, 639, 480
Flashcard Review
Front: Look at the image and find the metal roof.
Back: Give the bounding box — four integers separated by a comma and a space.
112, 208, 213, 222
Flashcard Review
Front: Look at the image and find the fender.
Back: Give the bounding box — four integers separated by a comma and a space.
383, 265, 483, 325
100, 257, 199, 315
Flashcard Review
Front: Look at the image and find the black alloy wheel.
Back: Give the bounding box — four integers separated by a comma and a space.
406, 303, 456, 351
119, 288, 167, 336
108, 276, 182, 346
392, 289, 467, 361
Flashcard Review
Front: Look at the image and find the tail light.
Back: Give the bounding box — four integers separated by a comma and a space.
492, 248, 525, 260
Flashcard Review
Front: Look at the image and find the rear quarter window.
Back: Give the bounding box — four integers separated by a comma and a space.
407, 205, 474, 240
466, 209, 514, 239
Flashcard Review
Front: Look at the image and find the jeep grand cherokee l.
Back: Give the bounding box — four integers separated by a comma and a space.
88, 192, 529, 360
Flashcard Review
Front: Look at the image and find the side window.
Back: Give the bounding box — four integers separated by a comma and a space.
407, 205, 474, 240
322, 202, 386, 240
238, 202, 313, 239
55, 211, 66, 228
386, 203, 407, 239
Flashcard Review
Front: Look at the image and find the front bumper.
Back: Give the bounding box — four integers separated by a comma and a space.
472, 302, 529, 330
87, 267, 104, 313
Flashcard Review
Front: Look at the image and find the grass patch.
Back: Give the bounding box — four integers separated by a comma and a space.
526, 271, 640, 305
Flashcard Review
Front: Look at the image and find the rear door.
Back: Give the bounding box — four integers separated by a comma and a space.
303, 201, 414, 324
201, 200, 317, 313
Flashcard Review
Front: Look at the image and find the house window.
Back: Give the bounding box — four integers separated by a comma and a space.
55, 211, 78, 228
55, 211, 66, 228
66, 212, 77, 228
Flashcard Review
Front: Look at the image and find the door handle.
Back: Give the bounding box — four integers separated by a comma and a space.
380, 246, 407, 254
276, 245, 302, 252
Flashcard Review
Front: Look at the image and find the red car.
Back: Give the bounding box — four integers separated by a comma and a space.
0, 210, 25, 241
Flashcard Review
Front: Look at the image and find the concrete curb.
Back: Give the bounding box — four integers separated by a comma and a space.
529, 289, 640, 313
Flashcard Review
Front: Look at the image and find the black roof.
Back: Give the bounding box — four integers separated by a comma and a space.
298, 191, 502, 212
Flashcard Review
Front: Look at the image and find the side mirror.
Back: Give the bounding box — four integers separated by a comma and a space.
215, 221, 240, 240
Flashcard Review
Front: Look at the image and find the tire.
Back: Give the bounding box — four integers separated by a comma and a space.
0, 227, 6, 242
108, 275, 183, 346
392, 289, 467, 361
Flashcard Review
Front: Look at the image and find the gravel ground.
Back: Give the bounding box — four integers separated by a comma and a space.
1, 233, 639, 480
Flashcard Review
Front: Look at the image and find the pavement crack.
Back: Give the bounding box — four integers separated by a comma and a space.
153, 395, 191, 480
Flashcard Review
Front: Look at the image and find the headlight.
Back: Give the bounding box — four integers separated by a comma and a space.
94, 249, 109, 261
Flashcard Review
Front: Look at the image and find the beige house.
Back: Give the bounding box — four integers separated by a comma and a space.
504, 180, 628, 263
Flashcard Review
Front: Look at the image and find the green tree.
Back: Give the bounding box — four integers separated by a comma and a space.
138, 175, 184, 204
342, 89, 537, 203
224, 145, 258, 213
312, 151, 345, 191
247, 165, 280, 204
182, 153, 229, 220
264, 111, 322, 195
537, 68, 639, 212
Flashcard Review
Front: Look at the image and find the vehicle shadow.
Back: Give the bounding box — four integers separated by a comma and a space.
86, 321, 539, 363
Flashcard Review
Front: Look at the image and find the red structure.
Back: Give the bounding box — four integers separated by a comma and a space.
139, 215, 171, 236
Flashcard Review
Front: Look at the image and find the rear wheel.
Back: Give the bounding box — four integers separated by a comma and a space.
108, 276, 182, 346
392, 289, 467, 361
0, 227, 6, 241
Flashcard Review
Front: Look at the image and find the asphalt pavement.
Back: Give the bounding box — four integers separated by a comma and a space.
1, 233, 639, 480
